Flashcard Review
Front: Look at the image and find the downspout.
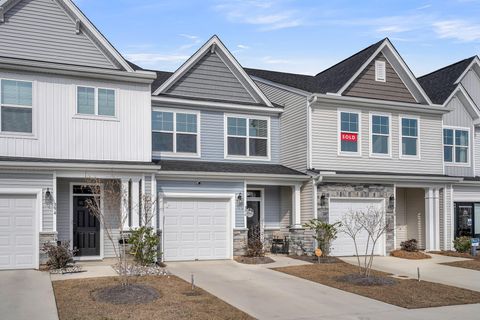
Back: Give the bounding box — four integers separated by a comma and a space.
306, 95, 317, 170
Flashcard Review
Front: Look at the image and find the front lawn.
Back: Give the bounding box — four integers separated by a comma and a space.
52, 276, 253, 320
274, 261, 480, 309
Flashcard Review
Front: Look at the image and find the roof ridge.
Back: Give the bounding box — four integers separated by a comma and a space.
418, 56, 476, 79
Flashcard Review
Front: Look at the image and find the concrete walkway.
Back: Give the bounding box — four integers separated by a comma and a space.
50, 260, 117, 281
168, 256, 480, 320
0, 270, 59, 320
341, 254, 480, 292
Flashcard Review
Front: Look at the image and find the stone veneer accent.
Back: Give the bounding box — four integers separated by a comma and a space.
39, 232, 57, 264
316, 183, 395, 253
233, 229, 248, 256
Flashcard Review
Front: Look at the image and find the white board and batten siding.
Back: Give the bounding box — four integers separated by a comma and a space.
0, 70, 152, 162
0, 0, 118, 69
311, 104, 444, 174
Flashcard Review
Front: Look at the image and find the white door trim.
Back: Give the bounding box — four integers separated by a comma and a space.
70, 183, 104, 260
246, 188, 265, 236
0, 188, 42, 269
159, 192, 235, 261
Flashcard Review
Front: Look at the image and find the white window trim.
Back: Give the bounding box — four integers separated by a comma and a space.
369, 112, 392, 158
375, 60, 386, 82
152, 107, 201, 158
74, 85, 118, 120
443, 125, 471, 167
398, 115, 421, 160
0, 78, 36, 139
224, 113, 271, 161
337, 108, 362, 157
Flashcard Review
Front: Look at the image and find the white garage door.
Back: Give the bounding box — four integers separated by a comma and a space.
163, 197, 230, 261
329, 198, 385, 257
0, 195, 37, 270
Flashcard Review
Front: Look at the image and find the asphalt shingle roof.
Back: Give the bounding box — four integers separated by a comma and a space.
417, 57, 475, 105
155, 160, 307, 176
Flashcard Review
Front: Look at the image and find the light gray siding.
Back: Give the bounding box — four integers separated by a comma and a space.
344, 53, 417, 103
153, 107, 281, 164
167, 52, 256, 103
157, 180, 245, 228
311, 104, 444, 174
301, 180, 315, 224
443, 97, 475, 177
461, 69, 480, 108
0, 0, 117, 69
476, 128, 480, 176
255, 81, 308, 172
248, 185, 291, 228
0, 171, 53, 231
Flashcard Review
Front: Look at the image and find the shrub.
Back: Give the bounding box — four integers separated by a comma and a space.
400, 239, 418, 252
304, 219, 341, 257
245, 227, 265, 257
453, 236, 471, 253
42, 241, 77, 270
129, 226, 160, 265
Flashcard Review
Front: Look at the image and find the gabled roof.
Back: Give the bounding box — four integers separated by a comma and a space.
152, 35, 273, 107
418, 57, 477, 105
0, 0, 135, 72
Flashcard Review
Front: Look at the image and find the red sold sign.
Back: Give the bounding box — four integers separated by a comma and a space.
341, 132, 357, 142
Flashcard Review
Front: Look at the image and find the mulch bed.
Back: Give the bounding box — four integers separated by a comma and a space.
430, 250, 480, 260
52, 276, 253, 320
234, 256, 275, 264
390, 250, 431, 260
289, 255, 342, 264
441, 260, 480, 271
273, 261, 480, 309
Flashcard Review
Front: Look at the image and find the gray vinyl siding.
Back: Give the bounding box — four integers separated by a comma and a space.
0, 0, 117, 69
255, 81, 308, 172
248, 185, 290, 228
280, 186, 292, 228
0, 171, 53, 231
153, 107, 281, 164
56, 179, 70, 244
301, 180, 315, 224
166, 52, 256, 103
453, 185, 480, 201
344, 53, 417, 104
443, 97, 475, 177
476, 128, 480, 176
157, 180, 245, 228
461, 69, 480, 108
311, 104, 444, 174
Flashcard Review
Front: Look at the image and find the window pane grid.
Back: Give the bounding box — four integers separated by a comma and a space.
340, 112, 359, 153
152, 110, 198, 154
1, 79, 33, 134
443, 128, 468, 164
227, 116, 268, 157
371, 115, 389, 154
401, 118, 418, 156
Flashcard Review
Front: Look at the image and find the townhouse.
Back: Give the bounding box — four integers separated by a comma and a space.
0, 0, 479, 270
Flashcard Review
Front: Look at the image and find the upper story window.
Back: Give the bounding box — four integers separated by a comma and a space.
77, 86, 116, 117
444, 128, 469, 164
375, 60, 386, 82
225, 115, 269, 159
339, 111, 360, 155
400, 117, 419, 158
370, 114, 390, 156
152, 109, 199, 156
0, 79, 33, 134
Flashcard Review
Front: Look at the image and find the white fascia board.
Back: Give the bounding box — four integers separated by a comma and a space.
157, 171, 310, 182
151, 96, 283, 114
0, 57, 156, 83
0, 160, 160, 172
250, 76, 312, 97
319, 173, 463, 184
456, 85, 480, 120
454, 56, 480, 85
311, 93, 450, 115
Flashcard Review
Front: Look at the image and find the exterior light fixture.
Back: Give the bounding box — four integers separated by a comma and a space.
320, 193, 327, 208
236, 193, 243, 206
45, 188, 52, 200
389, 194, 395, 209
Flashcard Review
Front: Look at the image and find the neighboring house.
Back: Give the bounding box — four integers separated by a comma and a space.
418, 56, 480, 245
0, 0, 159, 270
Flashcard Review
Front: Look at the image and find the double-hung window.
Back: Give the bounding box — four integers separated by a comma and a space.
400, 117, 419, 158
152, 110, 199, 155
226, 115, 269, 158
0, 79, 33, 134
444, 128, 469, 164
339, 111, 360, 155
77, 86, 116, 117
370, 114, 390, 156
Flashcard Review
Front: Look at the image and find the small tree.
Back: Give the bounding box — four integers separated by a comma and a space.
245, 225, 266, 257
42, 241, 77, 270
304, 219, 341, 257
340, 210, 363, 272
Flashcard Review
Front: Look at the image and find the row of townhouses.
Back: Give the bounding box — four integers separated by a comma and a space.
1, 0, 479, 269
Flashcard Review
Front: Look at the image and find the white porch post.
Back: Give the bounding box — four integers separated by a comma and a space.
131, 178, 140, 228
121, 178, 130, 230
425, 187, 440, 251
292, 184, 302, 228
151, 174, 157, 229
434, 188, 441, 251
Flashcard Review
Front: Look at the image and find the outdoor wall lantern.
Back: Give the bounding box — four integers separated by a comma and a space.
388, 194, 395, 209
320, 193, 327, 208
236, 193, 243, 206
45, 188, 52, 201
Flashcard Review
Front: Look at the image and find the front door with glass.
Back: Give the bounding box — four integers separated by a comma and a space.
455, 202, 480, 238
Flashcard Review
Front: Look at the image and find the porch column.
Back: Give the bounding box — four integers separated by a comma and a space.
425, 187, 440, 251
121, 178, 130, 230
292, 184, 302, 228
130, 178, 141, 228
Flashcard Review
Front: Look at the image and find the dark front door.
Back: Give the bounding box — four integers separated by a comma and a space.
246, 201, 261, 240
73, 196, 100, 256
455, 202, 480, 238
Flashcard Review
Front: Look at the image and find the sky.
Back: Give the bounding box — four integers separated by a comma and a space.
75, 0, 480, 76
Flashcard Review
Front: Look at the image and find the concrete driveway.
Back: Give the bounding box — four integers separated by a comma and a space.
0, 270, 58, 320
168, 256, 480, 320
341, 254, 480, 292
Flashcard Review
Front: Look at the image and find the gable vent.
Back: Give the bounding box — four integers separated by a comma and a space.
0, 7, 4, 24
375, 60, 386, 82
75, 19, 81, 35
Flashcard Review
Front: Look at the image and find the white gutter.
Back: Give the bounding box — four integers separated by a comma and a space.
157, 170, 309, 181
317, 172, 464, 184
306, 95, 316, 169
152, 96, 284, 114
0, 160, 160, 172
311, 93, 451, 115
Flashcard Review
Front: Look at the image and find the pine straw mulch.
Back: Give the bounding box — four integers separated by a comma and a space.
429, 251, 480, 271
234, 256, 275, 264
52, 276, 253, 320
273, 261, 480, 309
390, 250, 432, 260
